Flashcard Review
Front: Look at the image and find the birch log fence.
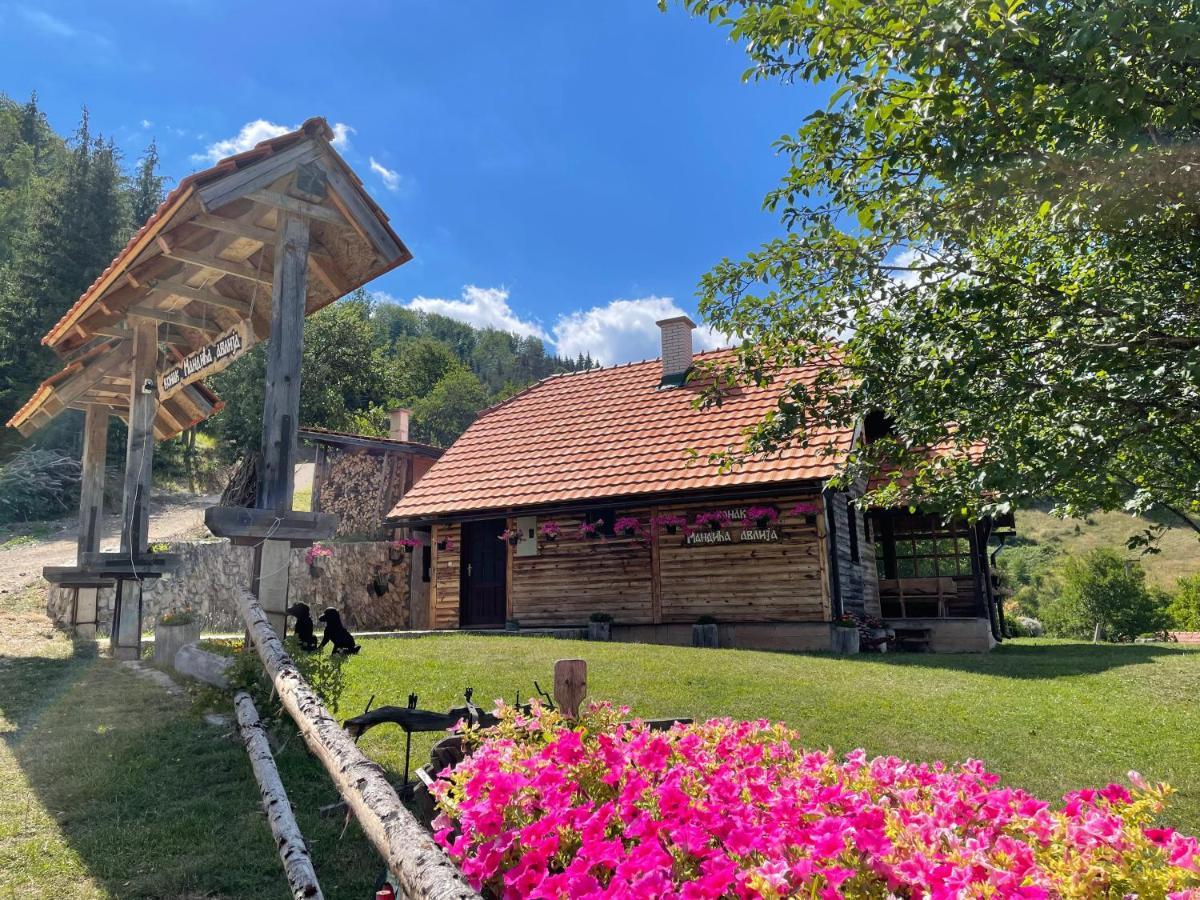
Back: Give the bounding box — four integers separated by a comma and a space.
233, 691, 324, 900
236, 589, 479, 900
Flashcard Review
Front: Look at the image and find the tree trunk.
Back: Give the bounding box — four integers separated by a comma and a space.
236, 590, 478, 900
1093, 622, 1103, 644
234, 692, 324, 900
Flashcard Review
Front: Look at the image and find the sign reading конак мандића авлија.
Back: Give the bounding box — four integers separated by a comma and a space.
157, 322, 253, 400
683, 507, 783, 546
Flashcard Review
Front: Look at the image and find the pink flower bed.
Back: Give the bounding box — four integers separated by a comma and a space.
432, 704, 1199, 898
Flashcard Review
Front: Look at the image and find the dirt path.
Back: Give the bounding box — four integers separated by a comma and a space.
0, 493, 216, 592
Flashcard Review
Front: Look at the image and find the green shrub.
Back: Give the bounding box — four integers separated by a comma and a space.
226, 638, 350, 727
1167, 574, 1200, 630
1040, 549, 1167, 641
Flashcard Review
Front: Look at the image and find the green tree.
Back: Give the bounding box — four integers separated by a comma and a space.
670, 1, 1200, 535
1041, 549, 1165, 641
410, 367, 489, 447
388, 337, 461, 402
129, 139, 166, 230
1167, 575, 1200, 631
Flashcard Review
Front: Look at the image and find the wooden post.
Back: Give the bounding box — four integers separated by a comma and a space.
553, 659, 587, 719
254, 540, 293, 636
258, 211, 310, 513
120, 320, 158, 554
233, 692, 324, 900
73, 403, 108, 639
113, 319, 158, 660
236, 591, 479, 900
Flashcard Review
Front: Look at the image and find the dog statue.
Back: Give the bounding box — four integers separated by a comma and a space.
317, 607, 361, 655
286, 602, 318, 651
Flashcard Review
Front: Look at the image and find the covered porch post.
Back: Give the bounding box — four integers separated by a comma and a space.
111, 318, 159, 660
69, 403, 109, 639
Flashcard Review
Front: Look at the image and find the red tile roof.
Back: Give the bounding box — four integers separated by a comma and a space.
41, 116, 408, 349
389, 350, 854, 519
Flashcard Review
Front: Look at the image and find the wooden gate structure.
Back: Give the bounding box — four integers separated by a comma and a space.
7, 117, 412, 658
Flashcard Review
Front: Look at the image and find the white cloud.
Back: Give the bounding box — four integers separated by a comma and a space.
401, 286, 549, 339
194, 119, 357, 163
377, 287, 725, 366
369, 156, 401, 192
330, 122, 355, 150
552, 296, 725, 365
18, 7, 77, 38
140, 118, 153, 129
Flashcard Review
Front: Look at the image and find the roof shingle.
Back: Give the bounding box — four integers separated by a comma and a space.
389, 349, 853, 519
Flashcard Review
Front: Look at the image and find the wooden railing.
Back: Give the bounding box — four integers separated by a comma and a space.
878, 577, 979, 618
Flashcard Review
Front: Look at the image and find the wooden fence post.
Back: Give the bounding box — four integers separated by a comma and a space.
553, 659, 587, 719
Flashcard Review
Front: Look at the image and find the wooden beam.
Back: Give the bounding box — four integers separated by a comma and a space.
120, 320, 158, 556
247, 190, 348, 228
128, 303, 221, 336
317, 155, 408, 262
191, 211, 276, 245
77, 404, 108, 560
148, 279, 252, 317
233, 692, 325, 900
258, 212, 310, 512
307, 246, 350, 298
160, 245, 272, 285
60, 335, 126, 365
197, 139, 322, 213
236, 591, 478, 900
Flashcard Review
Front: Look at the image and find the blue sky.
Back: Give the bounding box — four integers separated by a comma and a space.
0, 1, 825, 364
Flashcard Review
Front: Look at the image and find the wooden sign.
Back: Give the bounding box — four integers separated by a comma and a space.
683, 506, 783, 546
158, 321, 254, 400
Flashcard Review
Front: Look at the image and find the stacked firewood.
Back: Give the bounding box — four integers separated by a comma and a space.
319, 449, 387, 538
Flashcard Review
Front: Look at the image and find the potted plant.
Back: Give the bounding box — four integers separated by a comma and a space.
305, 542, 333, 578
832, 613, 861, 655
499, 527, 522, 546
653, 513, 687, 535
390, 537, 421, 560
743, 505, 779, 528
692, 614, 719, 648
437, 538, 455, 552
538, 521, 561, 543
588, 611, 613, 642
695, 510, 731, 531
370, 570, 393, 596
578, 519, 604, 540
155, 607, 200, 665
791, 501, 822, 526
613, 516, 642, 537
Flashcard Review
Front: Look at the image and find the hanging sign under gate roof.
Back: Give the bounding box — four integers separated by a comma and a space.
158, 320, 254, 401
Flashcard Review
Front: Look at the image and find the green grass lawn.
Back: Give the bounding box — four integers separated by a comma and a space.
0, 587, 380, 899
343, 634, 1200, 833
5, 585, 1199, 898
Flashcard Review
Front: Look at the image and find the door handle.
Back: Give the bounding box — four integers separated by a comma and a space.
467, 562, 472, 577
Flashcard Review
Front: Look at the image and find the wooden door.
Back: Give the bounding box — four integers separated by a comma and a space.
460, 519, 507, 627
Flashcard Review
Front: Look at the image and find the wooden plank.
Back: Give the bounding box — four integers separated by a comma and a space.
247, 190, 348, 227
233, 692, 325, 900
236, 591, 479, 900
553, 659, 587, 719
257, 212, 310, 512
191, 211, 276, 245
197, 139, 322, 213
76, 404, 108, 560
119, 319, 158, 556
316, 155, 407, 261
149, 278, 252, 316
307, 247, 349, 299
649, 505, 662, 625
128, 303, 221, 335
161, 244, 273, 285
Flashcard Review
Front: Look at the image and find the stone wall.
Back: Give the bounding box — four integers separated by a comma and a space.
47, 538, 412, 634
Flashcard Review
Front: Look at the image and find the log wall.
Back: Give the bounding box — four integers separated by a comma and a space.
511, 511, 654, 626
430, 523, 462, 629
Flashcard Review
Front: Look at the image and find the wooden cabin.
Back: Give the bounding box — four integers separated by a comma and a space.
389, 317, 1008, 652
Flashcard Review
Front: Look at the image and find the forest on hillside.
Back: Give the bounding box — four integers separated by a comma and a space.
0, 93, 593, 495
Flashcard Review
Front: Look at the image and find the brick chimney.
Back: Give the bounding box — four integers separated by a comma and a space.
656, 315, 696, 386
389, 408, 411, 442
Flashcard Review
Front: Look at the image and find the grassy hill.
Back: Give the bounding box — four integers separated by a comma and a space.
1010, 506, 1200, 591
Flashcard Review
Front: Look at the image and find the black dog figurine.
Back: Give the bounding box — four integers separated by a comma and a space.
317, 607, 361, 655
286, 602, 318, 651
